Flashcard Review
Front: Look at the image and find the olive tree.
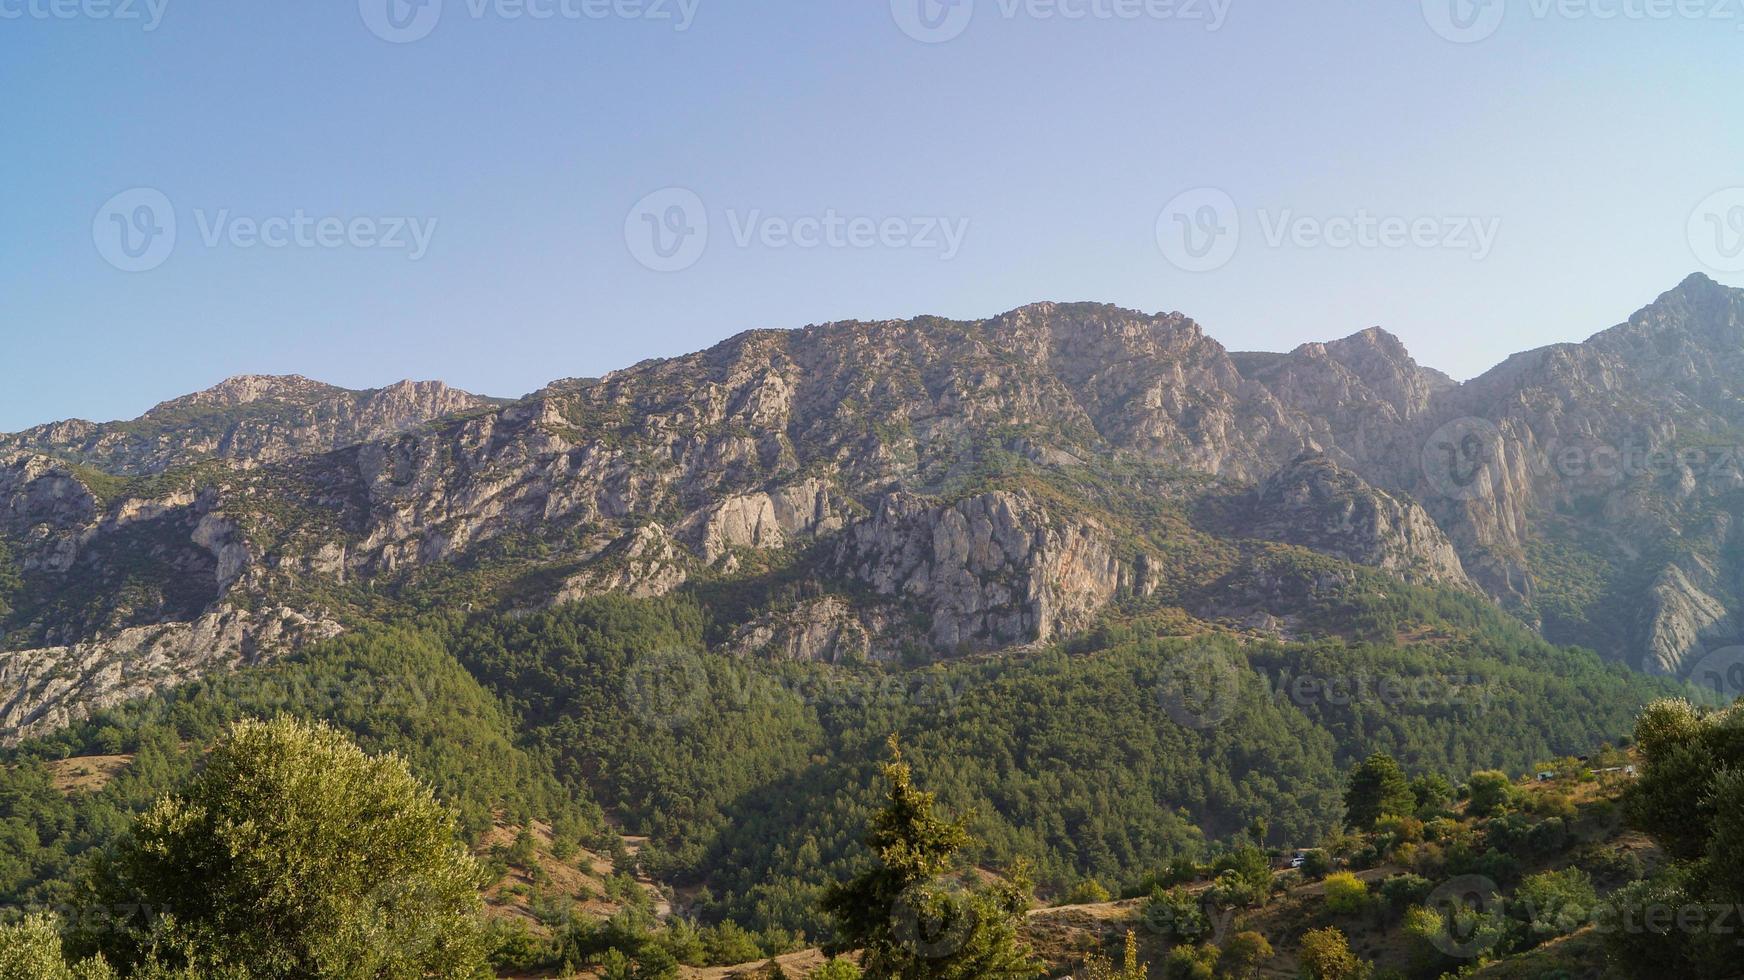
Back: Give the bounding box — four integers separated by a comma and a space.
78, 717, 488, 978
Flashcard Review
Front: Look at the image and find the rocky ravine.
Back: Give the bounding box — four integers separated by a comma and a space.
2, 274, 1742, 739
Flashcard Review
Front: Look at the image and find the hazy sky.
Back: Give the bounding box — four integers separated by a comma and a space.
2, 1, 1742, 431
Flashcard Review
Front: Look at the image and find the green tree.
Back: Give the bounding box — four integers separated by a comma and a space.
813, 958, 865, 980
822, 737, 1037, 980
1510, 868, 1595, 945
1143, 885, 1211, 943
1599, 699, 1744, 974
1080, 930, 1148, 980
702, 921, 764, 965
1064, 879, 1112, 905
1161, 943, 1218, 980
1464, 770, 1516, 818
1408, 774, 1453, 816
1321, 873, 1369, 916
1297, 927, 1367, 980
1343, 755, 1414, 830
1217, 931, 1271, 979
76, 717, 487, 978
0, 914, 116, 979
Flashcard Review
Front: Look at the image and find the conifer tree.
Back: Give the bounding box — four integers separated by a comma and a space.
823, 737, 1037, 980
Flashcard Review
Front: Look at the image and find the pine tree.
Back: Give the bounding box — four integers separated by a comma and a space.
822, 737, 1038, 980
1343, 753, 1414, 830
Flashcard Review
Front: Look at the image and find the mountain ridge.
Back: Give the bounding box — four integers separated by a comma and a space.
1, 274, 1740, 740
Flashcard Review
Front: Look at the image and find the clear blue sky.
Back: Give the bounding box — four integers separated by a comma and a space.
3, 1, 1741, 430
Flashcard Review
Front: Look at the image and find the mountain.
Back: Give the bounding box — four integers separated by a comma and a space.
1, 276, 1740, 740
0, 375, 500, 475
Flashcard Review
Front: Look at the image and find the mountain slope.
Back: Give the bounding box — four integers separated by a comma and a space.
0, 375, 500, 475
1, 276, 1740, 739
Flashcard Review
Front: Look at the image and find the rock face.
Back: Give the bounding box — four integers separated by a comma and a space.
834, 491, 1130, 652
680, 478, 850, 564
1245, 453, 1472, 589
0, 376, 496, 475
553, 524, 690, 603
1642, 560, 1735, 677
0, 606, 341, 738
727, 597, 876, 663
6, 274, 1744, 738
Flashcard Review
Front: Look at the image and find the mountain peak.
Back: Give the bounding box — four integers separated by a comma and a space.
147, 375, 344, 415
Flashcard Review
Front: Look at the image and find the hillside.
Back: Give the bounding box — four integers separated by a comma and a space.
0, 277, 1739, 977
2, 276, 1741, 745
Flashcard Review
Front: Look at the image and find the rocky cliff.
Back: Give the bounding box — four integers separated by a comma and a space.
1243, 452, 1472, 590
3, 274, 1742, 739
0, 376, 498, 475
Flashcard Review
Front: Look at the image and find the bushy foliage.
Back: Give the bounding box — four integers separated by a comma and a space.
1509, 868, 1595, 946
1218, 931, 1271, 979
1160, 942, 1218, 980
1322, 872, 1370, 916
1078, 931, 1148, 980
1601, 698, 1744, 974
1344, 754, 1414, 830
75, 718, 487, 978
0, 588, 1683, 950
1141, 886, 1211, 944
1465, 771, 1517, 818
0, 914, 116, 979
1297, 927, 1367, 980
